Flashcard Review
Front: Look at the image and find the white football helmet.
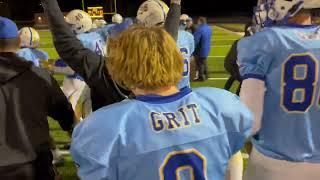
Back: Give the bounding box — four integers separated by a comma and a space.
180, 14, 190, 21
136, 0, 169, 27
99, 19, 107, 26
19, 27, 40, 48
92, 19, 107, 29
253, 0, 304, 28
112, 14, 123, 24
66, 9, 92, 34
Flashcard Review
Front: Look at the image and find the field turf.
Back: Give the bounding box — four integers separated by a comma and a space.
40, 24, 243, 179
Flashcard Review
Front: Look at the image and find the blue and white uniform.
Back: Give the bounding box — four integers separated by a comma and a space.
71, 87, 253, 180
177, 30, 195, 89
77, 31, 107, 56
238, 24, 320, 163
17, 48, 49, 67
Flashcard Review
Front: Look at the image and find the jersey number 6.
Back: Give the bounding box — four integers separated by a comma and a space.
180, 48, 189, 77
281, 54, 320, 112
159, 149, 207, 180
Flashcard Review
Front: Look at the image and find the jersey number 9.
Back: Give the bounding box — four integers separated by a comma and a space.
281, 54, 320, 112
159, 149, 207, 180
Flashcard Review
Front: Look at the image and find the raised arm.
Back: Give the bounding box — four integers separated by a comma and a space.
41, 0, 105, 84
164, 0, 181, 41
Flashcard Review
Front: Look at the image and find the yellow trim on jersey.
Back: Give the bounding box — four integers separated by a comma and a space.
293, 64, 308, 80
159, 149, 207, 180
292, 88, 306, 103
280, 53, 319, 113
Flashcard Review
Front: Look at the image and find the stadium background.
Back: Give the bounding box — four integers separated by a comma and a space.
1, 0, 256, 21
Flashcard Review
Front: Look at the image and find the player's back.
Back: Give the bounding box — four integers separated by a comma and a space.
77, 31, 106, 56
16, 48, 49, 67
71, 87, 252, 180
177, 30, 195, 89
238, 25, 320, 162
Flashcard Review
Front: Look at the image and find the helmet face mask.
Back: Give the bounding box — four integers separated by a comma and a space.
19, 27, 40, 48
66, 9, 93, 34
136, 0, 169, 27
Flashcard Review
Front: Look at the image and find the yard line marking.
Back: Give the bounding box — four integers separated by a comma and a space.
208, 56, 226, 58
212, 45, 232, 47
60, 150, 70, 155
207, 77, 229, 81
211, 39, 238, 41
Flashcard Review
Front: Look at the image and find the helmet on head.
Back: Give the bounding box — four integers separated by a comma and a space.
180, 14, 190, 22
19, 27, 40, 48
253, 0, 306, 29
253, 0, 320, 30
180, 14, 190, 24
180, 14, 189, 30
112, 14, 123, 24
136, 0, 169, 27
66, 9, 92, 34
93, 19, 107, 29
99, 19, 107, 26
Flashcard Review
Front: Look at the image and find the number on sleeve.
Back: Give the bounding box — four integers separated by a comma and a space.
180, 48, 189, 77
281, 54, 319, 112
160, 149, 207, 180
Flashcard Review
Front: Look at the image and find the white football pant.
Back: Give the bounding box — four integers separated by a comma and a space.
244, 147, 320, 180
62, 77, 86, 110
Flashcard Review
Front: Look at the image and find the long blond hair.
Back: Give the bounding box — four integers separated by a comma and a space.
106, 25, 183, 90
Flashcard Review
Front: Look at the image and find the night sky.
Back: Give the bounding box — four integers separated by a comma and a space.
4, 0, 257, 20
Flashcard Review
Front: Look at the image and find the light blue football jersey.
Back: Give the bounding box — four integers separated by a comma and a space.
91, 24, 115, 40
16, 48, 49, 67
77, 31, 106, 56
71, 87, 252, 180
177, 30, 195, 89
238, 24, 320, 163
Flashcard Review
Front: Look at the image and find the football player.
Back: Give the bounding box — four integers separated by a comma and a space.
66, 9, 106, 56
53, 9, 107, 118
238, 0, 320, 180
179, 14, 190, 30
137, 1, 195, 89
178, 14, 195, 89
71, 25, 253, 180
16, 27, 49, 67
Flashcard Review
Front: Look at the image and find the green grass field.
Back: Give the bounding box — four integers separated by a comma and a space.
41, 25, 243, 179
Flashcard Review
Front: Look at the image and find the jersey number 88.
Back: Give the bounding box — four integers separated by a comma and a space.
281, 53, 320, 112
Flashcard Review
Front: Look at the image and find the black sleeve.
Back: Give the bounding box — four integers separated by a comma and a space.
164, 3, 181, 41
41, 0, 105, 85
224, 40, 241, 81
48, 75, 75, 132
